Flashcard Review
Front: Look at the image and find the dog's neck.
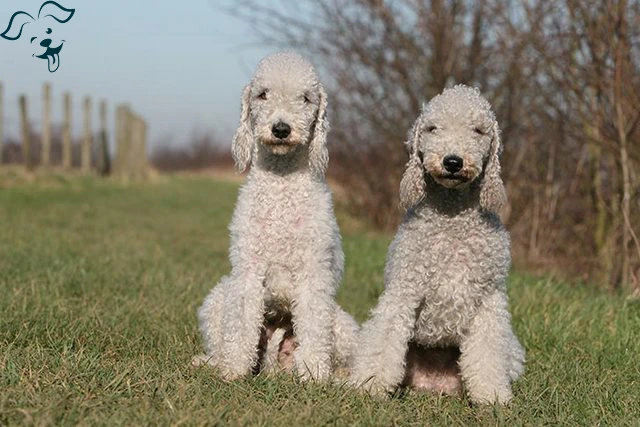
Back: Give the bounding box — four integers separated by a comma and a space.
252, 143, 314, 178
416, 175, 483, 217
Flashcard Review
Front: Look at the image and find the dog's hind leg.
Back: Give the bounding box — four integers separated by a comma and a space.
506, 328, 526, 383
261, 327, 286, 373
193, 277, 228, 368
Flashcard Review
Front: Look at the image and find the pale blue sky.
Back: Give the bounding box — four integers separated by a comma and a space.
0, 0, 279, 150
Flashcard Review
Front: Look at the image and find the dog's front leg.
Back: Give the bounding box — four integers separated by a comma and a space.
349, 283, 422, 397
290, 269, 335, 381
218, 270, 265, 381
459, 291, 524, 404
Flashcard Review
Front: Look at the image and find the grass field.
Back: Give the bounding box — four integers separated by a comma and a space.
1, 174, 639, 425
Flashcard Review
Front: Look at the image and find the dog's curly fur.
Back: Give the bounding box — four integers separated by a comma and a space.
349, 85, 525, 404
193, 51, 358, 381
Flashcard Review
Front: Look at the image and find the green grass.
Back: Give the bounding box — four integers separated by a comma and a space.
1, 175, 638, 425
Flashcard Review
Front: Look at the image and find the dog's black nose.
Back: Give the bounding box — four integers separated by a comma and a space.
443, 155, 463, 173
40, 38, 52, 48
272, 121, 291, 139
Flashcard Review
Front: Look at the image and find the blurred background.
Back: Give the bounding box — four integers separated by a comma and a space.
2, 0, 640, 294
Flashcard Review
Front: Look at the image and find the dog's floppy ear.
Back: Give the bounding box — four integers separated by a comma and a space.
231, 84, 254, 172
479, 120, 507, 213
38, 1, 75, 23
1, 11, 34, 40
308, 83, 330, 176
399, 117, 426, 211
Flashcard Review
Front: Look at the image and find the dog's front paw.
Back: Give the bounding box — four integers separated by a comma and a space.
191, 354, 250, 381
293, 350, 331, 381
191, 353, 215, 368
349, 375, 392, 399
468, 385, 513, 405
218, 367, 250, 382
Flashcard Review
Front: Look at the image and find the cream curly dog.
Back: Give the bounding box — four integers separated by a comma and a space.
193, 51, 358, 381
350, 85, 525, 404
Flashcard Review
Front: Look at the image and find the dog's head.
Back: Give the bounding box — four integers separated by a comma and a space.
1, 1, 75, 73
400, 85, 506, 213
231, 51, 329, 176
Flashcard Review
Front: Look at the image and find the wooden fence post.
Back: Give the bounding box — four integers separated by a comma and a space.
19, 95, 33, 170
129, 112, 137, 179
114, 104, 131, 179
97, 100, 110, 176
63, 92, 72, 169
137, 115, 148, 178
123, 107, 133, 180
130, 113, 148, 179
114, 105, 148, 180
114, 105, 122, 176
42, 83, 51, 167
82, 96, 92, 173
0, 83, 3, 165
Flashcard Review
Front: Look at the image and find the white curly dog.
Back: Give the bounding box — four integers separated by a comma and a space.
349, 85, 525, 404
193, 51, 358, 381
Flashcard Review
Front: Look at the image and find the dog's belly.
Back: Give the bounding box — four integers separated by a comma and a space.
402, 342, 462, 396
264, 266, 296, 311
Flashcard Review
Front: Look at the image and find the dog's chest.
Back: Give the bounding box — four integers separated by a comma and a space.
250, 187, 315, 261
234, 177, 334, 272
409, 216, 509, 345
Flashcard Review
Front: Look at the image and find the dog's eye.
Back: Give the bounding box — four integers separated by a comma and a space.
303, 94, 311, 104
46, 28, 52, 34
257, 91, 267, 100
474, 127, 485, 135
426, 125, 437, 133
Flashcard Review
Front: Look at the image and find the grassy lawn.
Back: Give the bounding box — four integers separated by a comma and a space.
1, 174, 638, 425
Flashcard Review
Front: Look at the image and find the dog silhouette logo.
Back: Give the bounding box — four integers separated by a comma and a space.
1, 1, 75, 73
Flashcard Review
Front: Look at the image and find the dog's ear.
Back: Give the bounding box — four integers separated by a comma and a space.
399, 117, 426, 211
308, 83, 329, 176
231, 84, 254, 172
479, 120, 507, 213
38, 1, 75, 23
1, 11, 34, 40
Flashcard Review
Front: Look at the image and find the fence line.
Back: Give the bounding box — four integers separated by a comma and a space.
0, 82, 148, 179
